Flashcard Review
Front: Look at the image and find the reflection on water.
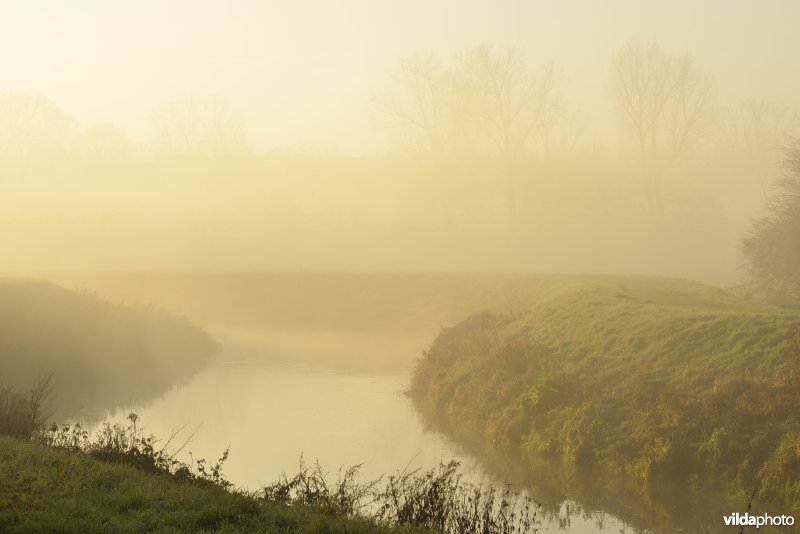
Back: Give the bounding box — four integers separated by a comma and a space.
98, 332, 641, 533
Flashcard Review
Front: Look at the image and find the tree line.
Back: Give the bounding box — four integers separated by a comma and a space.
0, 94, 249, 172
1, 38, 798, 302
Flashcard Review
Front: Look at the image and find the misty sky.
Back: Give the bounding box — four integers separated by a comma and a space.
2, 0, 799, 155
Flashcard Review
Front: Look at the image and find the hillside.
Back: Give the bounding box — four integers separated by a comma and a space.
0, 278, 218, 418
409, 276, 800, 511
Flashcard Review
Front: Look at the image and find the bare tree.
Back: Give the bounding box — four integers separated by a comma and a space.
458, 46, 564, 160
375, 46, 568, 221
719, 99, 799, 196
377, 47, 566, 160
457, 46, 565, 219
374, 54, 458, 156
609, 39, 716, 215
151, 96, 250, 160
539, 110, 587, 156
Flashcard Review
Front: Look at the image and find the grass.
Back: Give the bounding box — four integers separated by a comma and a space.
1, 383, 539, 534
0, 435, 435, 534
409, 275, 800, 512
0, 431, 539, 534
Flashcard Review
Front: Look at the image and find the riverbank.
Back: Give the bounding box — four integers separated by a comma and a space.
0, 278, 218, 419
409, 276, 800, 514
0, 436, 433, 533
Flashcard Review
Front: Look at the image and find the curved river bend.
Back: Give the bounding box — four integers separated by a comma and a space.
101, 331, 643, 533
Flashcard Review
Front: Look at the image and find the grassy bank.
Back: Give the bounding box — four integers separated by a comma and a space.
0, 413, 539, 534
409, 276, 800, 511
0, 436, 433, 534
0, 278, 218, 418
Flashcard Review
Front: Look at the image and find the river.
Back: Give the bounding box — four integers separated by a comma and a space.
97, 329, 641, 533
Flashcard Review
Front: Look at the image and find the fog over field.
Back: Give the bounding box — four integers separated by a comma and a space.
1, 0, 798, 282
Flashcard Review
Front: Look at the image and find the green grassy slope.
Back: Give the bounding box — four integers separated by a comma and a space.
0, 278, 218, 418
0, 437, 430, 534
409, 276, 800, 509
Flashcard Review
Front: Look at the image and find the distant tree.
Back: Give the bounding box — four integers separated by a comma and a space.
539, 110, 586, 156
376, 47, 566, 161
609, 39, 716, 215
376, 46, 569, 221
151, 96, 250, 160
0, 92, 72, 171
457, 46, 564, 161
458, 46, 565, 218
374, 53, 458, 156
742, 139, 800, 305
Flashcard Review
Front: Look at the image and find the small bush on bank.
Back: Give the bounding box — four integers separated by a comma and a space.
263, 457, 539, 533
373, 460, 537, 534
0, 375, 54, 440
261, 457, 377, 517
38, 412, 231, 489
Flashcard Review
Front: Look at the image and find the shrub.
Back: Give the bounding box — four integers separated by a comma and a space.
261, 457, 377, 517
373, 460, 538, 534
37, 412, 232, 489
742, 139, 800, 306
0, 376, 54, 439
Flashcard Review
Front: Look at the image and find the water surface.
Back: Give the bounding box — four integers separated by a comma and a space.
101, 330, 642, 533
